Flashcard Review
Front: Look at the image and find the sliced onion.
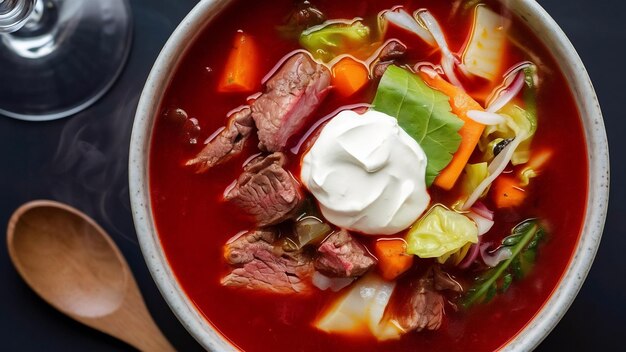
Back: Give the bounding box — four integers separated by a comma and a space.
312, 271, 355, 292
414, 62, 443, 78
458, 241, 481, 269
466, 211, 494, 236
471, 202, 494, 221
462, 132, 527, 210
480, 243, 513, 267
466, 110, 506, 125
441, 55, 465, 90
486, 62, 532, 113
383, 8, 435, 46
417, 10, 465, 90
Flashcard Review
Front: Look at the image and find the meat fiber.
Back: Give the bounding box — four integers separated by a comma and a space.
224, 152, 303, 226
314, 230, 376, 278
251, 53, 331, 151
392, 266, 462, 332
186, 106, 254, 173
221, 229, 314, 294
372, 40, 407, 78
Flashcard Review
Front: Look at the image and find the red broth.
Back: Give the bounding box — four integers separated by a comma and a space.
149, 0, 588, 350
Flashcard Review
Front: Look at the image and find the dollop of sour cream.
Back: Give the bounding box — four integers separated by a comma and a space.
301, 110, 430, 235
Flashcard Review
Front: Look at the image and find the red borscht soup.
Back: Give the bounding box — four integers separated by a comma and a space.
149, 0, 588, 350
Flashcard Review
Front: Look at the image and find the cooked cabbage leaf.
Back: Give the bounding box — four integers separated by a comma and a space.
462, 5, 510, 81
300, 20, 371, 61
406, 205, 478, 259
462, 162, 489, 197
480, 66, 538, 165
372, 66, 463, 185
480, 103, 536, 165
315, 273, 402, 341
519, 148, 553, 186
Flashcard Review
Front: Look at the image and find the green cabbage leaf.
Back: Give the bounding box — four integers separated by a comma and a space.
406, 205, 478, 259
300, 20, 371, 61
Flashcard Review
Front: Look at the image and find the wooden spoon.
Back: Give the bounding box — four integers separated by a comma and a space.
6, 200, 174, 351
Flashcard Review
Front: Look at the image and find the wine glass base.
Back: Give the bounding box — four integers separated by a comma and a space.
0, 0, 132, 121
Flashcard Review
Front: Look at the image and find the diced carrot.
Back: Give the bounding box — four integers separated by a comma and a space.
331, 57, 369, 97
492, 175, 526, 208
217, 31, 259, 93
373, 239, 414, 281
418, 71, 486, 190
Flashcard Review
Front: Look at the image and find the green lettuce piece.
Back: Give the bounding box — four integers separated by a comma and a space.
406, 205, 478, 259
299, 20, 370, 61
372, 66, 463, 185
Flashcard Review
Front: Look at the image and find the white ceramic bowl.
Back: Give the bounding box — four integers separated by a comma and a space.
129, 0, 609, 350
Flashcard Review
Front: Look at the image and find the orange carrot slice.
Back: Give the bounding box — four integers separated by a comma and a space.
373, 239, 413, 281
218, 31, 259, 93
492, 175, 526, 208
331, 57, 369, 97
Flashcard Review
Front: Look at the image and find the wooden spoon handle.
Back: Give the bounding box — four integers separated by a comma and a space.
107, 298, 175, 352
72, 280, 175, 351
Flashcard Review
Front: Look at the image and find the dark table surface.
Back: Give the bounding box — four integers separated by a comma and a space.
0, 0, 622, 351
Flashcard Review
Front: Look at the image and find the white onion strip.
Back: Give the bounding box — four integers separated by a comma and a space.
480, 244, 513, 267
486, 62, 532, 113
471, 202, 494, 220
414, 62, 443, 78
417, 10, 465, 90
383, 8, 435, 46
466, 211, 495, 236
461, 132, 527, 210
466, 110, 506, 125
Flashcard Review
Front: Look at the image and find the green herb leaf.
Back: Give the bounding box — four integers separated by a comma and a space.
372, 66, 463, 185
501, 273, 513, 292
462, 219, 545, 309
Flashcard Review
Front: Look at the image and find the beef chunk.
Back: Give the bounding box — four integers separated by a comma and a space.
186, 106, 254, 173
432, 265, 463, 293
372, 40, 407, 78
224, 152, 303, 226
222, 229, 314, 294
314, 230, 376, 278
393, 266, 462, 332
379, 40, 408, 61
251, 53, 331, 151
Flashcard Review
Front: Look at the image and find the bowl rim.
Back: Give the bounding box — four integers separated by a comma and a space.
128, 0, 609, 351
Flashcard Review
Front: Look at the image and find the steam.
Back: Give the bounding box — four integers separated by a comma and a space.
46, 85, 140, 245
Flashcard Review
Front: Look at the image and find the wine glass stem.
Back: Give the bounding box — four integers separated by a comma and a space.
2, 0, 61, 59
0, 0, 37, 33
21, 0, 44, 31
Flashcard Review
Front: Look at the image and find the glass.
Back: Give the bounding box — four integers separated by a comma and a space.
0, 0, 132, 121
